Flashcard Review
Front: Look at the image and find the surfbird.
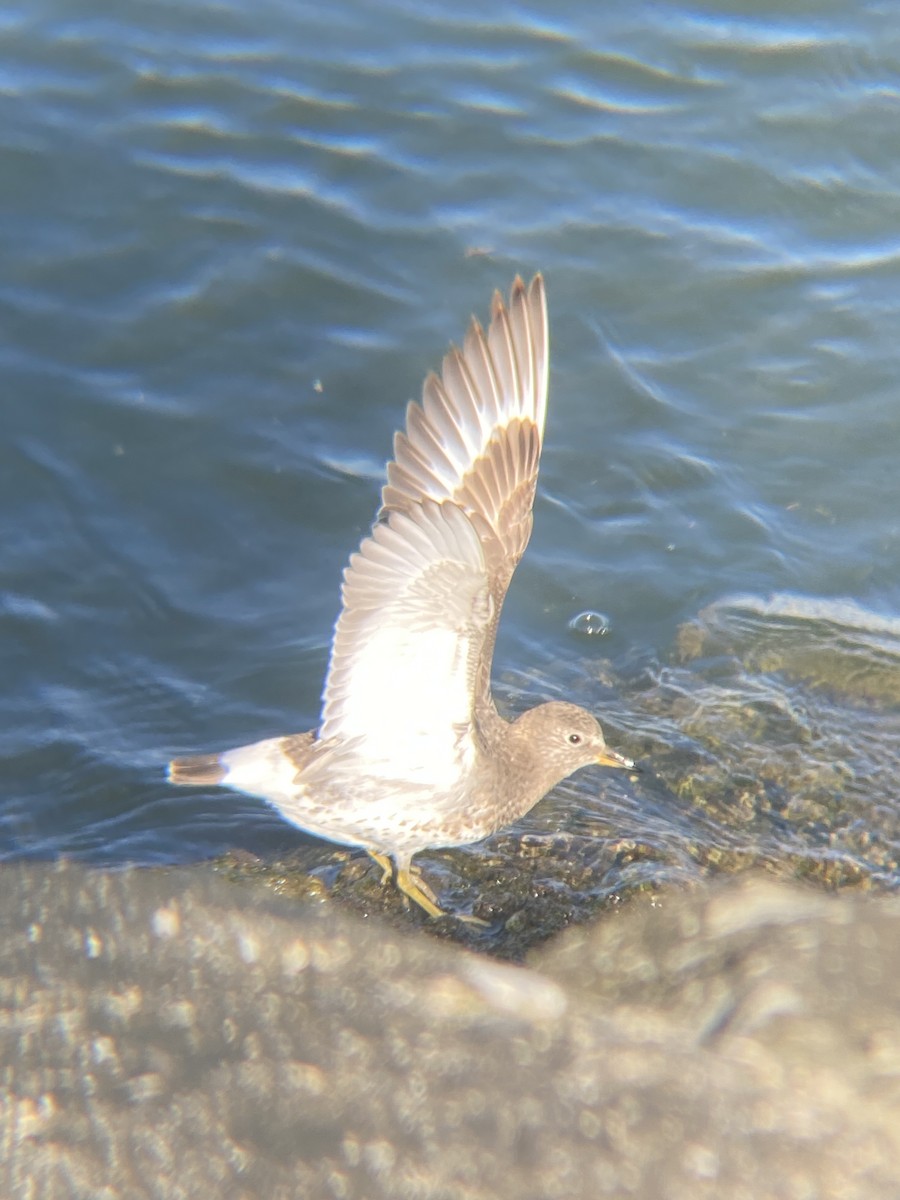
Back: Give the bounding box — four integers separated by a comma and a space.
169, 275, 634, 919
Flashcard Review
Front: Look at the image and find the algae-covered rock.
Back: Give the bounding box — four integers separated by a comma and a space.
217, 592, 899, 958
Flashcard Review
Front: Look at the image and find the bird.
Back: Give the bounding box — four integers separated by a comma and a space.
169, 274, 634, 920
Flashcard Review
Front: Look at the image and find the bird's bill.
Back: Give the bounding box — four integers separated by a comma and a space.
596, 748, 635, 771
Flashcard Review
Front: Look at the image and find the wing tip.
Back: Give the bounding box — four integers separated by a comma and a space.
381, 271, 549, 514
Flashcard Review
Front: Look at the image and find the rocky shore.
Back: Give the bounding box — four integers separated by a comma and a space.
4, 862, 899, 1199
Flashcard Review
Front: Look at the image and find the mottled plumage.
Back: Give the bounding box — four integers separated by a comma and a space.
169, 276, 633, 919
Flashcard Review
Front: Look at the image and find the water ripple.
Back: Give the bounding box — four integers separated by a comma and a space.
2, 0, 899, 896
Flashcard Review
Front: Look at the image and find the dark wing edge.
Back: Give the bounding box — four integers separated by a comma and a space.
381, 273, 549, 585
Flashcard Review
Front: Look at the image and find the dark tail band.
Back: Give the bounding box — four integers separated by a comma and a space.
167, 754, 227, 786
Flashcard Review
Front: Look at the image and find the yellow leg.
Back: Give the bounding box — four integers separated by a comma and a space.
368, 851, 394, 887
366, 852, 488, 925
396, 866, 445, 919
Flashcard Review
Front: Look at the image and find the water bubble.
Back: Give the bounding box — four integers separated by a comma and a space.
568, 611, 611, 638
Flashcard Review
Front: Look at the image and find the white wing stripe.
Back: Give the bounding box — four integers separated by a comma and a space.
321, 502, 489, 786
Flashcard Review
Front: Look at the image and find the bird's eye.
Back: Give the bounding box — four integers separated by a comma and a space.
567, 733, 582, 745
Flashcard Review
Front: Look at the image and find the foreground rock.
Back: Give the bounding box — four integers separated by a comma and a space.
3, 863, 899, 1199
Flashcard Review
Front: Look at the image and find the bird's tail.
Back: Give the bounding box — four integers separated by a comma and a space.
167, 753, 227, 786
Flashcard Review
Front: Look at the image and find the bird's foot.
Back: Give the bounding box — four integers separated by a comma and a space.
368, 851, 394, 887
367, 852, 488, 926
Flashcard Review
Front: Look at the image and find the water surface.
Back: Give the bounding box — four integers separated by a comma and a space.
3, 0, 899, 916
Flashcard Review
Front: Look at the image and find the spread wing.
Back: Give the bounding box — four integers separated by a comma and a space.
380, 272, 548, 703
319, 500, 493, 786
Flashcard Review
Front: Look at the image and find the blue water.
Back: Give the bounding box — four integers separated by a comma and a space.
3, 0, 899, 896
